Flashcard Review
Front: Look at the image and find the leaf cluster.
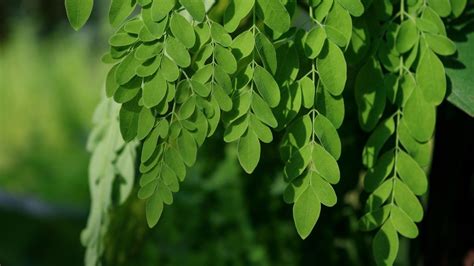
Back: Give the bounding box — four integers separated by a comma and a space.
64, 0, 469, 265
353, 0, 465, 264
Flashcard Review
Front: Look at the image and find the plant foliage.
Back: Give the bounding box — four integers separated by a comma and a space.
354, 0, 465, 264
65, 0, 469, 265
81, 98, 138, 265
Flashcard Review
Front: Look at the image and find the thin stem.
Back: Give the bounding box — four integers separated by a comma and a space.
391, 0, 407, 205
391, 110, 401, 205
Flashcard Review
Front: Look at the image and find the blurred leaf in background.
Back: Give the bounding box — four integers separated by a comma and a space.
0, 22, 106, 205
0, 21, 106, 265
445, 6, 474, 117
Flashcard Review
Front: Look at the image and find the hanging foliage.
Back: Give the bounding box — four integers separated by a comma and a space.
65, 0, 469, 265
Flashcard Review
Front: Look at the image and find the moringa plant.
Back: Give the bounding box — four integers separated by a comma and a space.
64, 0, 470, 265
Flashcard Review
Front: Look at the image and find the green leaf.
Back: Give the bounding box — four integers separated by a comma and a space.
274, 83, 302, 130
142, 9, 168, 39
179, 0, 205, 22
284, 172, 310, 204
213, 84, 233, 112
314, 0, 333, 21
394, 179, 424, 222
249, 115, 273, 143
256, 0, 291, 34
372, 221, 399, 266
364, 150, 394, 192
165, 147, 186, 181
428, 0, 451, 17
192, 65, 213, 83
146, 192, 163, 227
65, 0, 94, 30
346, 17, 369, 64
284, 115, 312, 149
106, 64, 120, 97
161, 164, 178, 191
317, 41, 346, 96
398, 121, 432, 167
313, 114, 341, 160
237, 129, 261, 173
119, 100, 140, 142
158, 182, 173, 205
123, 19, 143, 35
109, 0, 136, 27
211, 22, 233, 47
114, 79, 141, 103
275, 43, 300, 84
215, 68, 233, 93
337, 0, 364, 17
396, 20, 418, 53
136, 56, 161, 78
161, 56, 180, 82
109, 32, 137, 47
170, 13, 196, 48
165, 37, 191, 68
378, 41, 399, 72
359, 205, 391, 231
324, 3, 352, 47
300, 76, 315, 109
137, 0, 151, 7
390, 205, 419, 238
293, 186, 321, 239
215, 45, 237, 74
310, 0, 322, 7
446, 22, 474, 116
143, 72, 167, 108
255, 32, 277, 75
253, 66, 281, 108
151, 0, 175, 21
225, 90, 252, 124
157, 117, 170, 139
365, 180, 392, 212
422, 7, 446, 36
141, 126, 160, 162
194, 23, 211, 49
397, 150, 428, 196
362, 117, 395, 168
190, 80, 210, 97
315, 85, 345, 128
405, 40, 418, 68
416, 49, 446, 105
116, 51, 142, 85
304, 27, 326, 59
189, 113, 207, 145
285, 145, 312, 180
312, 143, 340, 184
178, 130, 197, 166
403, 89, 436, 142
224, 0, 255, 32
425, 33, 456, 56
415, 17, 439, 34
451, 0, 467, 17
395, 72, 416, 107
139, 177, 157, 198
179, 96, 196, 120
354, 58, 386, 131
232, 30, 255, 60
311, 173, 337, 207
251, 92, 278, 128
137, 107, 155, 140
224, 116, 249, 142
135, 42, 161, 61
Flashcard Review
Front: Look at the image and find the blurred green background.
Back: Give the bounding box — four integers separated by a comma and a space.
0, 1, 473, 266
